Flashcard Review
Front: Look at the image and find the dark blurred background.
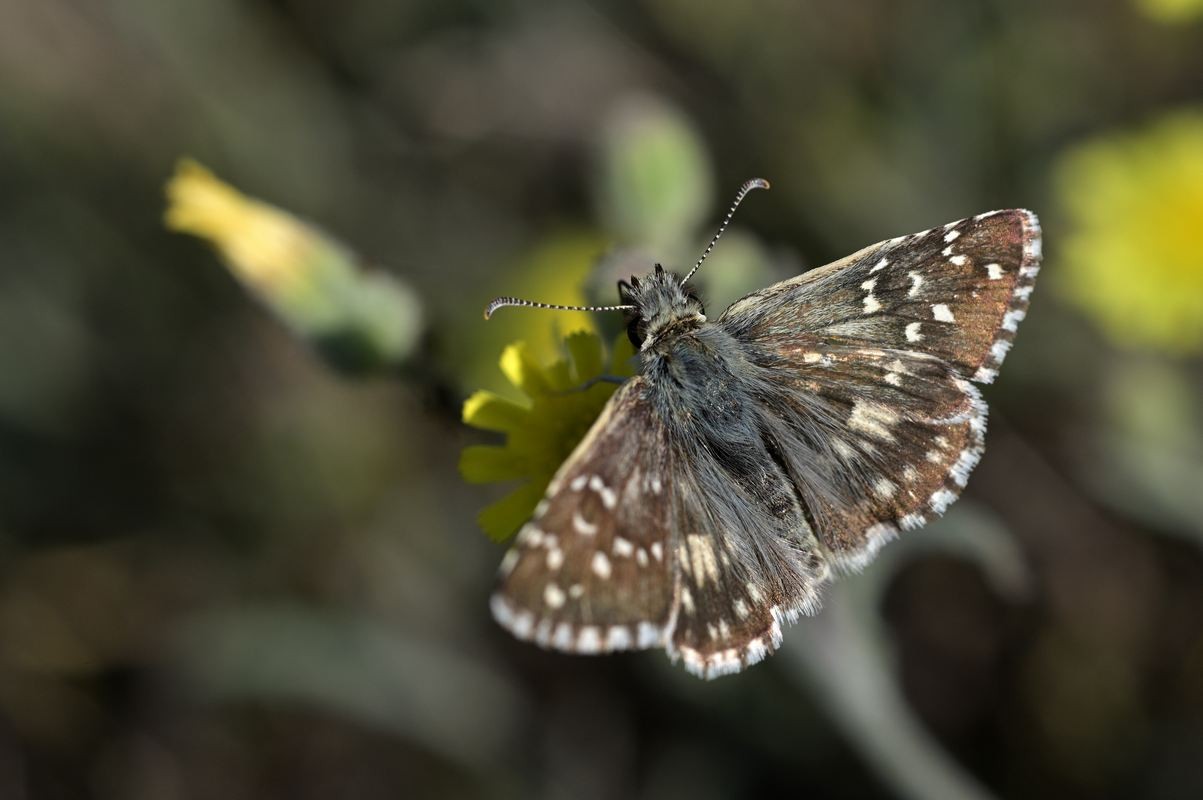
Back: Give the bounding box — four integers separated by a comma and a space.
3, 1, 1203, 798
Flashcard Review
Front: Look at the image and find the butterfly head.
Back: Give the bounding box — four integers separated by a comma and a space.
617, 264, 705, 349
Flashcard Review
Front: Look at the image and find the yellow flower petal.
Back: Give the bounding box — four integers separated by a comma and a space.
478, 482, 550, 543
458, 445, 528, 484
499, 342, 552, 397
462, 331, 636, 540
462, 390, 530, 432
165, 159, 319, 294
564, 329, 606, 383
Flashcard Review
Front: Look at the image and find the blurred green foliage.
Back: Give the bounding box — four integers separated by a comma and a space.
1, 1, 1203, 799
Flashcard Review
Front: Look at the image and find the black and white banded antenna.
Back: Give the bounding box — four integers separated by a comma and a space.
483, 296, 635, 321
483, 177, 769, 319
679, 177, 770, 287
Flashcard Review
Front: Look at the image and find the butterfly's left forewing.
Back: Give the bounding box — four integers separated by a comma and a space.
491, 377, 678, 653
723, 209, 1040, 383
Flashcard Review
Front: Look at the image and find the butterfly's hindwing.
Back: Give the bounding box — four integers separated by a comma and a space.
746, 343, 986, 570
665, 439, 829, 678
491, 378, 677, 654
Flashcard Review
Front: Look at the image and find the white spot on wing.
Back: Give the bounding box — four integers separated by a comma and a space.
930, 488, 958, 515
499, 549, 519, 576
572, 511, 597, 535
577, 626, 601, 653
687, 534, 720, 586
518, 526, 544, 547
905, 322, 923, 342
637, 622, 661, 648
544, 583, 566, 609
833, 438, 858, 462
986, 263, 1005, 280
907, 271, 924, 297
973, 366, 998, 383
553, 622, 574, 649
1002, 308, 1026, 331
944, 229, 961, 243
848, 400, 899, 441
613, 536, 634, 557
591, 551, 612, 580
932, 303, 956, 323
606, 626, 631, 650
861, 278, 882, 314
870, 257, 889, 273
949, 254, 968, 267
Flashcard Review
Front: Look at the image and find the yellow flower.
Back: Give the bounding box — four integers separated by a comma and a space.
460, 331, 636, 541
166, 159, 318, 295
165, 158, 422, 373
1136, 0, 1203, 22
1055, 111, 1203, 354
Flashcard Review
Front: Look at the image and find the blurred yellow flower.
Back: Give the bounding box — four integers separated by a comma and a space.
165, 158, 422, 373
1136, 0, 1203, 22
460, 331, 635, 541
1055, 111, 1203, 354
166, 159, 316, 295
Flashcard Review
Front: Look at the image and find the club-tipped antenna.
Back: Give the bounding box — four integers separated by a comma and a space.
679, 177, 770, 287
483, 296, 636, 320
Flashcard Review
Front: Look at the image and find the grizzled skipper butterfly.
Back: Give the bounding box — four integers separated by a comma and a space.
483, 179, 1040, 679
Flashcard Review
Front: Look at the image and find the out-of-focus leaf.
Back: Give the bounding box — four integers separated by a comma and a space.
595, 94, 714, 248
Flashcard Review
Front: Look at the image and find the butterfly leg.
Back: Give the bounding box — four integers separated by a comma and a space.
550, 375, 627, 395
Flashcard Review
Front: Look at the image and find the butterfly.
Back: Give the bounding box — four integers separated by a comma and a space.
483, 179, 1041, 679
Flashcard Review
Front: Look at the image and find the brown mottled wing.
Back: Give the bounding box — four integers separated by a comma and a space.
719, 209, 1040, 571
665, 457, 829, 678
491, 377, 678, 654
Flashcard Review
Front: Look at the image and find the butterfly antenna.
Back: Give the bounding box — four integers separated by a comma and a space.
680, 177, 771, 287
484, 296, 635, 320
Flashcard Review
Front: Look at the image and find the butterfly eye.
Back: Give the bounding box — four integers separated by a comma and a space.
626, 317, 646, 348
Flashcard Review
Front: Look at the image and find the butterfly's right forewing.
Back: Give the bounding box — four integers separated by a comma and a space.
492, 378, 678, 654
